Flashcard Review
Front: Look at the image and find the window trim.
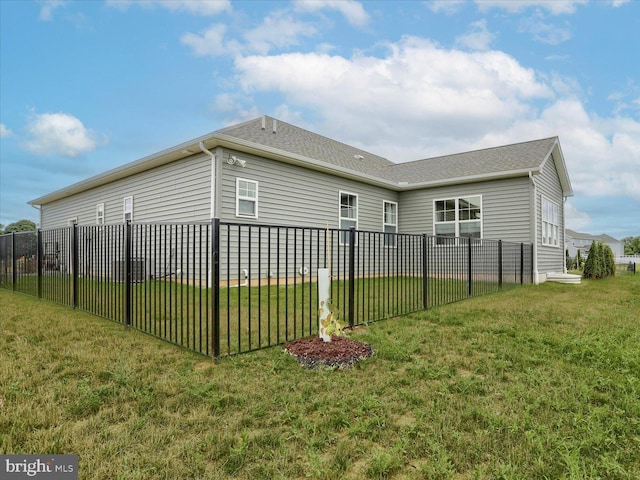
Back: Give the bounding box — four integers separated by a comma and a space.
123, 196, 133, 223
383, 200, 398, 248
96, 203, 105, 225
339, 191, 358, 246
433, 195, 483, 242
541, 195, 560, 247
235, 178, 258, 219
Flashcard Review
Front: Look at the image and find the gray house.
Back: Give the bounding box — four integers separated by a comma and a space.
29, 115, 573, 283
565, 229, 624, 258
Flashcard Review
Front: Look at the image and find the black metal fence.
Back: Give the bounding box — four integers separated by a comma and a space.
0, 221, 533, 357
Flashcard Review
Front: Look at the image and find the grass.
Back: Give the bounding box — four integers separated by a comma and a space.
6, 273, 515, 357
1, 274, 639, 479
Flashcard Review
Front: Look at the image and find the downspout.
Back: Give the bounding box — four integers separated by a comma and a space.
31, 204, 42, 229
529, 171, 539, 284
199, 141, 217, 289
199, 141, 216, 219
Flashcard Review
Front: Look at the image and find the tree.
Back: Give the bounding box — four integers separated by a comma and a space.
583, 241, 616, 280
622, 236, 640, 255
3, 219, 37, 233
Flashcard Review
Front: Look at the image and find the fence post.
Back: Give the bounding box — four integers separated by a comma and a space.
530, 244, 534, 284
468, 237, 473, 297
348, 226, 356, 328
520, 243, 524, 285
211, 218, 220, 358
422, 234, 428, 310
37, 230, 43, 298
11, 232, 16, 291
125, 220, 132, 326
498, 240, 503, 290
71, 224, 79, 308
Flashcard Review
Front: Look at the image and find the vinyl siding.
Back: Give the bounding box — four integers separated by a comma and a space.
41, 154, 212, 228
535, 155, 565, 275
398, 177, 531, 242
218, 149, 399, 231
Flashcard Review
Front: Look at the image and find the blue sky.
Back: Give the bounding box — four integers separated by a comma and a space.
1, 0, 639, 239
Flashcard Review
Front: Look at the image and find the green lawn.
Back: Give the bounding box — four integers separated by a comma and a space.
1, 275, 639, 479
5, 274, 512, 357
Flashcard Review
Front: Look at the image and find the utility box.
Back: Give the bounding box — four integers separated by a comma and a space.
112, 259, 146, 283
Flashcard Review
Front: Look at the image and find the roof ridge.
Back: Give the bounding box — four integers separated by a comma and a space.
405, 136, 558, 165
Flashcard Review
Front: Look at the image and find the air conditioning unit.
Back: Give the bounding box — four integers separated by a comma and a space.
112, 259, 146, 283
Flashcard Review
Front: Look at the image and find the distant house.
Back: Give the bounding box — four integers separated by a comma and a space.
29, 115, 573, 283
565, 229, 624, 258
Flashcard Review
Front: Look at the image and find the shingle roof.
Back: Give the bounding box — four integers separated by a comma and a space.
389, 137, 558, 184
29, 115, 571, 205
219, 116, 559, 187
565, 229, 621, 243
216, 116, 395, 179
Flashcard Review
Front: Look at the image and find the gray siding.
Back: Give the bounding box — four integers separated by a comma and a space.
398, 177, 532, 242
41, 154, 212, 228
218, 148, 399, 231
535, 155, 565, 275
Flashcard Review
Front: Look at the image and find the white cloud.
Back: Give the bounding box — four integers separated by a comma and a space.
519, 16, 572, 45
565, 202, 591, 231
0, 123, 12, 138
427, 1, 466, 15
24, 112, 105, 157
38, 0, 66, 21
294, 0, 369, 27
243, 11, 317, 55
455, 19, 495, 51
181, 24, 234, 56
182, 13, 316, 57
475, 0, 588, 15
234, 36, 552, 155
105, 0, 231, 16
227, 35, 639, 202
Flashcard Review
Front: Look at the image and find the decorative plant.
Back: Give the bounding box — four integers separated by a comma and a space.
319, 298, 346, 341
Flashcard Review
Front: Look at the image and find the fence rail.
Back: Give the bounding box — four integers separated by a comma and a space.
0, 221, 533, 357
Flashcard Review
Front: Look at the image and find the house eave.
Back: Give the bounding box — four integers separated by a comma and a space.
397, 168, 542, 191
29, 133, 401, 205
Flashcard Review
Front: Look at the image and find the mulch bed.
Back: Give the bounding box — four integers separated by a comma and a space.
283, 335, 374, 369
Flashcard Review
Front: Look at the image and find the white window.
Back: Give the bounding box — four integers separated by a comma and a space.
339, 191, 358, 245
123, 196, 133, 223
96, 203, 105, 225
542, 196, 560, 247
383, 201, 397, 247
434, 196, 482, 242
236, 178, 258, 218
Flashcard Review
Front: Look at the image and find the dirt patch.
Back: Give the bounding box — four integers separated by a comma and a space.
283, 335, 373, 369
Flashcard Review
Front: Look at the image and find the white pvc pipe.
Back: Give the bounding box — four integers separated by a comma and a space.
318, 268, 331, 342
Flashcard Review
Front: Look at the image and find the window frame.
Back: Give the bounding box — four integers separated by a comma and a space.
541, 196, 560, 247
96, 203, 105, 225
383, 200, 398, 248
433, 195, 483, 243
235, 178, 259, 219
339, 191, 358, 246
123, 196, 133, 223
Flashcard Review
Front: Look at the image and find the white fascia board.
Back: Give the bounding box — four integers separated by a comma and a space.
397, 167, 542, 191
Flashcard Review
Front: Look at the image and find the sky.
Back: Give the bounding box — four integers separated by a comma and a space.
1, 0, 639, 240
